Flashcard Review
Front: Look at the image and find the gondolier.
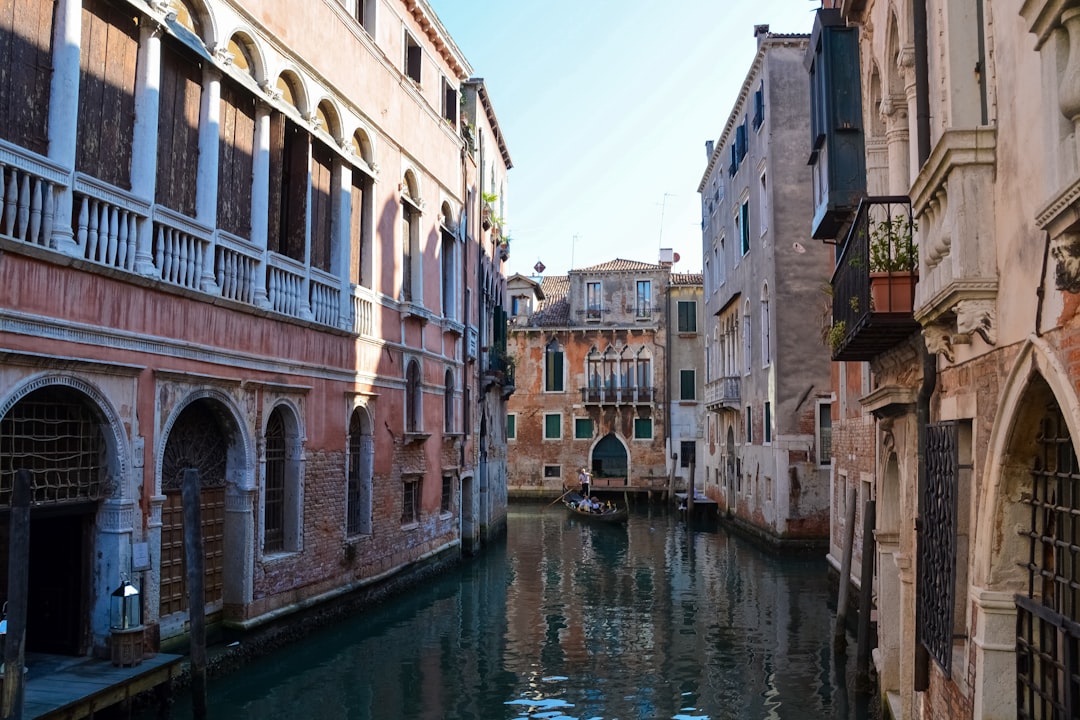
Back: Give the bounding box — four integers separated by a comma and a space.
578, 466, 591, 498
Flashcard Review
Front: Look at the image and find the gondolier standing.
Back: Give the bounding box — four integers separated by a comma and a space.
578, 466, 591, 498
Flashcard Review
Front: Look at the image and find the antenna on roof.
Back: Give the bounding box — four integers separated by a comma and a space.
658, 193, 675, 250
571, 234, 578, 271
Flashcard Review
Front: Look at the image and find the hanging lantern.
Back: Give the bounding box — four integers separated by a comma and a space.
110, 580, 141, 630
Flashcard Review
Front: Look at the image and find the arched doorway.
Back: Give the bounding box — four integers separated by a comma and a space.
591, 433, 628, 485
159, 399, 234, 623
0, 385, 112, 655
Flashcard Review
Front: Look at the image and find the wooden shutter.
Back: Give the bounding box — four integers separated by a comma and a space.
156, 38, 202, 217
0, 0, 54, 154
282, 120, 308, 262
349, 171, 366, 285
77, 0, 138, 189
309, 141, 334, 272
266, 111, 284, 254
217, 78, 255, 239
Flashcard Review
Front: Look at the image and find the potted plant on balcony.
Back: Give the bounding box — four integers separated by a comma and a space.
481, 192, 498, 231
868, 213, 917, 313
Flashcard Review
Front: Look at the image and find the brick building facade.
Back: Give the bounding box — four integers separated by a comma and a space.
0, 0, 511, 659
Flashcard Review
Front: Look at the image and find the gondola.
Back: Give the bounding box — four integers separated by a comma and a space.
562, 491, 628, 524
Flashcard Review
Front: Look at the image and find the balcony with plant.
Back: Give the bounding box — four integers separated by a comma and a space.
827, 196, 920, 361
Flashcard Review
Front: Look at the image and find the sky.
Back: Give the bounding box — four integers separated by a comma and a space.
430, 0, 819, 278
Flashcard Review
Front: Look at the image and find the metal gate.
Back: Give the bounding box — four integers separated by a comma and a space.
1016, 404, 1080, 719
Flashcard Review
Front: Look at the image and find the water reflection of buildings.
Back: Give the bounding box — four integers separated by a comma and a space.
501, 510, 848, 718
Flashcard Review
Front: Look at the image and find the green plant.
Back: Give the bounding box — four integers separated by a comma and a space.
481, 192, 499, 205
869, 214, 917, 272
826, 320, 847, 353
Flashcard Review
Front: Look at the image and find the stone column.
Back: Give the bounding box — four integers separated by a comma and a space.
145, 494, 166, 628
881, 96, 911, 196
251, 103, 272, 308
131, 21, 164, 276
223, 484, 255, 615
335, 158, 353, 329
95, 498, 136, 652
874, 533, 902, 696
1060, 8, 1080, 174
896, 552, 917, 720
197, 65, 222, 293
47, 0, 82, 255
970, 587, 1018, 719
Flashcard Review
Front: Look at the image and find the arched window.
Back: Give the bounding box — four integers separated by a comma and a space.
544, 338, 564, 392
406, 359, 422, 432
347, 408, 373, 536
263, 405, 301, 554
761, 283, 771, 367
401, 172, 421, 303
742, 299, 752, 376
441, 202, 457, 320
444, 369, 455, 432
586, 347, 602, 390
636, 349, 652, 391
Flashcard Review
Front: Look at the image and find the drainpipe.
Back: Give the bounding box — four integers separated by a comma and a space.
912, 0, 935, 693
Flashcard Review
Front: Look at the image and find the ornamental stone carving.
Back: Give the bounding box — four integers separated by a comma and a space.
923, 324, 955, 363
954, 299, 997, 345
1051, 232, 1080, 293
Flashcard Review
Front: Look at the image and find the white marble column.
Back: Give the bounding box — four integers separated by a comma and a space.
47, 0, 82, 255
250, 104, 271, 308
335, 158, 353, 329
131, 22, 164, 275
197, 65, 222, 293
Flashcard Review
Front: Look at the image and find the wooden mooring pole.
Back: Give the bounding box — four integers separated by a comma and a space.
833, 486, 857, 653
182, 469, 208, 720
1, 469, 31, 720
855, 498, 877, 689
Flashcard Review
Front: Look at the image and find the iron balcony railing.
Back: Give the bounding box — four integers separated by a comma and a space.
829, 196, 920, 361
580, 386, 654, 405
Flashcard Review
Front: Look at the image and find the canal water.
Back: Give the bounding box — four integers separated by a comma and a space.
152, 504, 878, 720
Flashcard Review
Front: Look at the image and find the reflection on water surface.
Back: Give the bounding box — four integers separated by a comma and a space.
148, 505, 878, 720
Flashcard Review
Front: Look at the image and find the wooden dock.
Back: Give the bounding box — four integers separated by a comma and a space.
14, 651, 183, 719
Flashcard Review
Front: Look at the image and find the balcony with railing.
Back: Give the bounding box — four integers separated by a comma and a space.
704, 376, 741, 409
1, 139, 356, 333
828, 196, 920, 361
482, 347, 515, 397
579, 385, 655, 406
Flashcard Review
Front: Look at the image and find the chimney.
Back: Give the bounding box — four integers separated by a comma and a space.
705, 139, 715, 158
754, 24, 770, 38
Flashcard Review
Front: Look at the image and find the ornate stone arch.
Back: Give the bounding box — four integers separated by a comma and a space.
274, 68, 310, 116
171, 0, 218, 48
968, 336, 1080, 716
156, 387, 254, 494
221, 29, 267, 84
314, 97, 343, 143
974, 336, 1080, 590
349, 127, 377, 171
0, 373, 131, 501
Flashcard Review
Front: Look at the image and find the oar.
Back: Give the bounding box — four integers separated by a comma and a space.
543, 487, 574, 511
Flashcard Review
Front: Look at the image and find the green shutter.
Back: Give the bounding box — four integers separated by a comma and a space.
507, 414, 516, 439
680, 370, 695, 400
